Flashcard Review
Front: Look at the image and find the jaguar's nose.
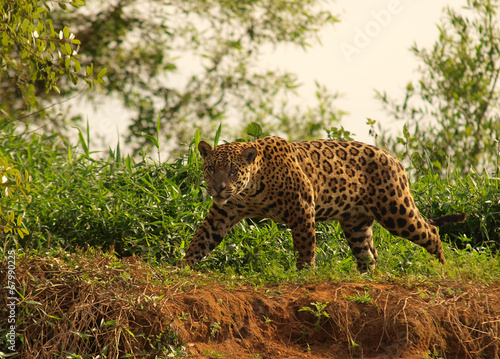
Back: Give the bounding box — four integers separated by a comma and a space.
213, 181, 227, 195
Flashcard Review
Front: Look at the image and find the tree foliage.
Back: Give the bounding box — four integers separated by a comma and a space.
0, 0, 105, 124
20, 0, 341, 151
0, 155, 30, 241
376, 0, 500, 175
1, 0, 106, 242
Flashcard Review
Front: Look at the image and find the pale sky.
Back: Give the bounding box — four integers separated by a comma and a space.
82, 0, 467, 152
262, 0, 467, 144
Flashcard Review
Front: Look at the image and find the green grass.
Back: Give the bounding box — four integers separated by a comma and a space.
412, 168, 500, 249
1, 121, 499, 285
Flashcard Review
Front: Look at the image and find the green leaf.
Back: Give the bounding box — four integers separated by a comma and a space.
77, 127, 90, 156
97, 67, 107, 79
246, 122, 263, 139
69, 73, 78, 85
194, 128, 200, 145
64, 43, 72, 55
2, 32, 9, 47
156, 112, 162, 133
432, 160, 442, 170
136, 132, 159, 149
68, 144, 73, 164
101, 319, 117, 327
125, 155, 132, 172
70, 0, 84, 8
403, 124, 410, 139
21, 18, 30, 33
214, 124, 222, 147
23, 300, 42, 306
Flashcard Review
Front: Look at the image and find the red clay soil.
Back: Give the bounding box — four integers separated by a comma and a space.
172, 282, 500, 359
3, 254, 500, 359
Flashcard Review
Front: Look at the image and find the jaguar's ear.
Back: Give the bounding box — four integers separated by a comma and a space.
198, 141, 212, 159
241, 147, 258, 164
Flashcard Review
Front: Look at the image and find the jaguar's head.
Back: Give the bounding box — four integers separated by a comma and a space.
198, 141, 258, 206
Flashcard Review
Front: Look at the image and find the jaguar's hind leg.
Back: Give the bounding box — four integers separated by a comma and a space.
378, 206, 446, 264
340, 217, 378, 272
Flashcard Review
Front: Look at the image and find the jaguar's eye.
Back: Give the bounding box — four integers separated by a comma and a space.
229, 165, 238, 176
206, 167, 215, 176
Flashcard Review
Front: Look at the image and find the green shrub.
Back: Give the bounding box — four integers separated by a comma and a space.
0, 156, 30, 244
412, 170, 499, 249
4, 123, 205, 265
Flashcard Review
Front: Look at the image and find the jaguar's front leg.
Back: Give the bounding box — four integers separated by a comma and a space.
290, 204, 317, 270
182, 205, 243, 267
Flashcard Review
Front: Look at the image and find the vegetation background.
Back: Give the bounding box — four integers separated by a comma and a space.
1, 0, 499, 357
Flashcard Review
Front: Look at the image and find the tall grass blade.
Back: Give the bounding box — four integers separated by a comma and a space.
214, 124, 222, 147
77, 127, 89, 157
135, 132, 159, 150
156, 112, 162, 134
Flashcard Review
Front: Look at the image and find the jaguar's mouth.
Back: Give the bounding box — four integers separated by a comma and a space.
212, 194, 230, 206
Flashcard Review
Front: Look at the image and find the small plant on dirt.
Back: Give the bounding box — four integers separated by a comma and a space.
177, 311, 190, 321
349, 338, 363, 357
147, 329, 188, 357
204, 349, 228, 358
345, 290, 374, 305
210, 321, 221, 338
299, 301, 330, 332
262, 315, 272, 324
425, 347, 444, 359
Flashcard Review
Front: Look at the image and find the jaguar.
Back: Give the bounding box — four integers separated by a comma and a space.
182, 136, 466, 271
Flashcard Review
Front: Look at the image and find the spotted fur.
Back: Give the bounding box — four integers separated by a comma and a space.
182, 136, 466, 272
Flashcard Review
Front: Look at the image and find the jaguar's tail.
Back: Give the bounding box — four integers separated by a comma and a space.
427, 213, 467, 227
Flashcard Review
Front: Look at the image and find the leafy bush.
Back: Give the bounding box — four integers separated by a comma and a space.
412, 169, 500, 249
3, 123, 204, 265
0, 156, 30, 243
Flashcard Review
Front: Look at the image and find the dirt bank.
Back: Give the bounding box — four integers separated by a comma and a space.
2, 254, 499, 358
